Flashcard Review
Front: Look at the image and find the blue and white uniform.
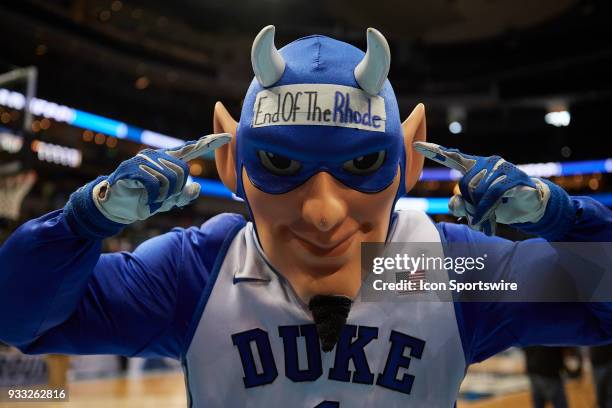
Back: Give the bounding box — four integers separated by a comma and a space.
1, 196, 611, 407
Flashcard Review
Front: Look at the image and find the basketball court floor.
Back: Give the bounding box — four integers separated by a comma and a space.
0, 352, 597, 408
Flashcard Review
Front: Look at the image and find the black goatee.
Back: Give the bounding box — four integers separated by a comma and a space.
308, 295, 353, 352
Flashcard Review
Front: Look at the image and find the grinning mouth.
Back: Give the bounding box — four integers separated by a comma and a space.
291, 230, 357, 257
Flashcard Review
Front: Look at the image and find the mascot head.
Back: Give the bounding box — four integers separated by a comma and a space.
214, 26, 426, 350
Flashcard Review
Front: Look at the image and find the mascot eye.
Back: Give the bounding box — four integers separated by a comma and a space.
343, 151, 386, 175
258, 150, 302, 176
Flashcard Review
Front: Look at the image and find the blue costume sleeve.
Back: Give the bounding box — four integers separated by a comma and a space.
0, 210, 245, 359
439, 197, 612, 365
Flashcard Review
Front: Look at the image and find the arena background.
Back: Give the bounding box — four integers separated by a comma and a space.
0, 0, 610, 406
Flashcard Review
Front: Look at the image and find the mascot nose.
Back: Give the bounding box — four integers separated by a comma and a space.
301, 173, 348, 232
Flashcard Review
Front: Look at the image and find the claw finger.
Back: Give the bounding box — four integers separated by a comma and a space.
448, 194, 467, 217
167, 133, 232, 162
413, 141, 476, 174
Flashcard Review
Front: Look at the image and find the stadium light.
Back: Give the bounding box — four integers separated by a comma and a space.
544, 110, 571, 127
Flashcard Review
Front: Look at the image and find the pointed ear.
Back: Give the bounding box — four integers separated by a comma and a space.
213, 101, 238, 193
402, 103, 427, 193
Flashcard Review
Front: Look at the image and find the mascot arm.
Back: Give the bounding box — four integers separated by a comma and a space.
0, 208, 244, 358
438, 215, 612, 365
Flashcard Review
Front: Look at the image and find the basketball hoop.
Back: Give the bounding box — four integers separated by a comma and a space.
0, 169, 36, 221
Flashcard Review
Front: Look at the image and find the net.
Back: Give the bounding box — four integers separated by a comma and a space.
0, 167, 36, 221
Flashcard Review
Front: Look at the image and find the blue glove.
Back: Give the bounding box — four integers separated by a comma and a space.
63, 133, 231, 239
413, 142, 573, 238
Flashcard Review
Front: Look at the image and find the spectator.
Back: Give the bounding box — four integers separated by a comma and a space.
591, 344, 612, 407
524, 346, 569, 408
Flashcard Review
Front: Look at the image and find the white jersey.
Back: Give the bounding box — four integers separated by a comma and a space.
184, 210, 466, 407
